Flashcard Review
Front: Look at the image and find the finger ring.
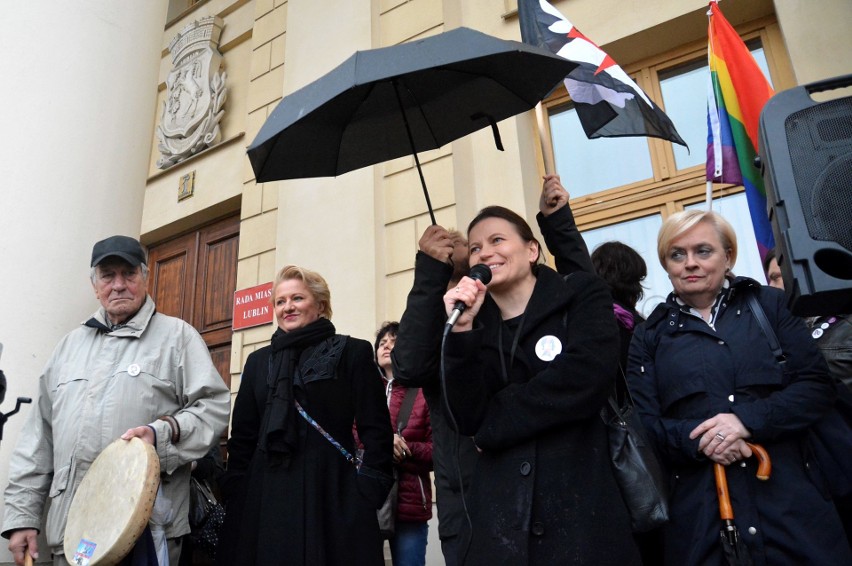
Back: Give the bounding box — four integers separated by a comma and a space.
715, 432, 726, 441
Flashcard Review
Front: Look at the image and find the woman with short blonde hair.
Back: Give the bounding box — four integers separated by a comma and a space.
629, 211, 851, 564
219, 264, 393, 565
273, 264, 333, 319
656, 209, 738, 270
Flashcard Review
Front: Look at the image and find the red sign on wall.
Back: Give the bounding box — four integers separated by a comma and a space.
233, 282, 274, 330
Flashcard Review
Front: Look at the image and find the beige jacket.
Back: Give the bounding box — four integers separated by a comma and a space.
1, 297, 230, 554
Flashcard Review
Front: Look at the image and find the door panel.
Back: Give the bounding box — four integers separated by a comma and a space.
146, 214, 239, 451
194, 218, 239, 336
148, 233, 198, 321
209, 343, 232, 390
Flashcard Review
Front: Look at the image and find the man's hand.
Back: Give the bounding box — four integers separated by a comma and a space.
121, 425, 155, 445
8, 528, 38, 566
539, 174, 570, 216
418, 225, 453, 263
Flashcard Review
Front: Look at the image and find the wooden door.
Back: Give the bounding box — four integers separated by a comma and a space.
147, 214, 239, 389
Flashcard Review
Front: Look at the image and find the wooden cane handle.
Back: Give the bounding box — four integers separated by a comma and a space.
24, 552, 33, 566
746, 442, 771, 480
714, 462, 734, 520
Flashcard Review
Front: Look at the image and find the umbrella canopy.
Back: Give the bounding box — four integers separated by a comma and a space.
247, 27, 578, 222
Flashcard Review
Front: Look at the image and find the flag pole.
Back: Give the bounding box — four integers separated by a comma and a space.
705, 0, 719, 211
534, 103, 555, 175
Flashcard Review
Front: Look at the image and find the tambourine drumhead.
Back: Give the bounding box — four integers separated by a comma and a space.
64, 438, 160, 566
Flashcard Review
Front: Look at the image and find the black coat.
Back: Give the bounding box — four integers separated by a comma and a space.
443, 267, 640, 566
628, 278, 852, 565
391, 206, 595, 542
390, 250, 475, 540
808, 313, 852, 389
217, 336, 393, 566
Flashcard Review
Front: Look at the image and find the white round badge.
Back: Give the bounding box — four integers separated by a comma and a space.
535, 335, 562, 361
127, 363, 141, 377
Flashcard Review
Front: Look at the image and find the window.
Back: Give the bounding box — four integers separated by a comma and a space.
167, 0, 204, 23
542, 17, 790, 301
659, 43, 772, 173
581, 192, 769, 318
548, 43, 773, 196
551, 106, 653, 198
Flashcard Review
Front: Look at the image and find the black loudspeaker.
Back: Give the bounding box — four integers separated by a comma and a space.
759, 74, 852, 316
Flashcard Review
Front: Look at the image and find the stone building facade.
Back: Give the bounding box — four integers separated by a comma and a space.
1, 1, 850, 563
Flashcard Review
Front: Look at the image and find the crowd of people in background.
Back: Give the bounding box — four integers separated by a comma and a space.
2, 175, 850, 566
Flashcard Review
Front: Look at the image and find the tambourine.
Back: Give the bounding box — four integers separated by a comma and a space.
64, 437, 160, 565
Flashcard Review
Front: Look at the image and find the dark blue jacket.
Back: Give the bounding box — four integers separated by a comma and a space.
628, 277, 852, 565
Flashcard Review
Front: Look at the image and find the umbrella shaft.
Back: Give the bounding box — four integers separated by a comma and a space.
391, 79, 437, 225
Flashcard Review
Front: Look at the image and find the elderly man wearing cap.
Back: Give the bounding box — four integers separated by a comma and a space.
2, 235, 230, 566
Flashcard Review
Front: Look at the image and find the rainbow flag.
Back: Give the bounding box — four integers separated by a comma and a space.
706, 1, 775, 258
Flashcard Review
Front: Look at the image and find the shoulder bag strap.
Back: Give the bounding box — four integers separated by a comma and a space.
294, 399, 361, 467
744, 290, 786, 364
395, 387, 419, 435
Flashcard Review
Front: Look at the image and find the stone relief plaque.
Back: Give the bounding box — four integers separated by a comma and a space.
157, 16, 227, 169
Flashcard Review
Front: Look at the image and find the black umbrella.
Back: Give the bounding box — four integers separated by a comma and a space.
713, 443, 771, 566
246, 27, 578, 224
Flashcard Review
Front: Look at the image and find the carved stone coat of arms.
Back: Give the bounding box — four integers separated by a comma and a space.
157, 16, 228, 169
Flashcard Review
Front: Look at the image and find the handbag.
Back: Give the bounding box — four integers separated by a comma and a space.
602, 370, 670, 532
376, 468, 399, 538
376, 387, 419, 538
188, 476, 225, 558
557, 285, 669, 532
746, 291, 852, 497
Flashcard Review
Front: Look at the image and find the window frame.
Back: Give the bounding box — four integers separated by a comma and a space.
538, 15, 793, 232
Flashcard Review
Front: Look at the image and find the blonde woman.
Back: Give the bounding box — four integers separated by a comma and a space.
628, 210, 851, 565
218, 266, 393, 565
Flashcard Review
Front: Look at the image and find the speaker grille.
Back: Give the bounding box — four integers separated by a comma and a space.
812, 153, 852, 251
785, 97, 852, 251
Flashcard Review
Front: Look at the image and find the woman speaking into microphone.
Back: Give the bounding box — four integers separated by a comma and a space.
440, 206, 639, 566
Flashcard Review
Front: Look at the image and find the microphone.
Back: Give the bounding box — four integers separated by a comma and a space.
445, 264, 492, 329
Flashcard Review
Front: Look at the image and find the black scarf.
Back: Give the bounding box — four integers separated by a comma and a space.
258, 317, 336, 465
